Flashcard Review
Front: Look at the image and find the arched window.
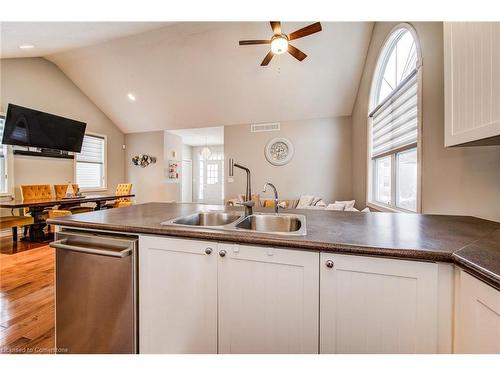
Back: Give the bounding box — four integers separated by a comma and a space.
368, 24, 421, 212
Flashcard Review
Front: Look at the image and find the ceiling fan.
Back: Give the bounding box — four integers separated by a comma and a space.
239, 21, 322, 66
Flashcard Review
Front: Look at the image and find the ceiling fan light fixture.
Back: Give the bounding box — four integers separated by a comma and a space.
271, 36, 288, 55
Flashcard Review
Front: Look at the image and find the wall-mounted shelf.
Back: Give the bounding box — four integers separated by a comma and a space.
13, 149, 74, 159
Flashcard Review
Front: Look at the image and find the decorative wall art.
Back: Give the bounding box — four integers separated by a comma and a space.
132, 154, 157, 168
264, 137, 294, 166
167, 160, 180, 181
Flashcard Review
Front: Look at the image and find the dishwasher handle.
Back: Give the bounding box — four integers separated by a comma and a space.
50, 239, 133, 258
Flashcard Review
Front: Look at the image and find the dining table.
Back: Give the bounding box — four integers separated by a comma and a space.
0, 193, 135, 242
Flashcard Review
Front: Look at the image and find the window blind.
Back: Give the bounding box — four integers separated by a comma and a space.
77, 134, 104, 163
370, 69, 418, 158
76, 134, 105, 188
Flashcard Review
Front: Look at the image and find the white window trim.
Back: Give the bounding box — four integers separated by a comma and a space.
366, 23, 423, 214
74, 131, 108, 192
0, 113, 15, 198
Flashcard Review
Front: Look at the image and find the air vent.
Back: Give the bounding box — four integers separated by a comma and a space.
251, 122, 280, 133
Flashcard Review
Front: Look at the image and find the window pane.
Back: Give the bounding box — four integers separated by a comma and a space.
76, 162, 102, 188
374, 156, 392, 205
207, 164, 218, 185
199, 160, 204, 200
75, 134, 105, 189
0, 118, 6, 193
397, 148, 417, 211
377, 29, 417, 104
77, 135, 104, 163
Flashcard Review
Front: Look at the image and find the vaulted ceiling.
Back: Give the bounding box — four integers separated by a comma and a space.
0, 22, 171, 58
1, 22, 374, 133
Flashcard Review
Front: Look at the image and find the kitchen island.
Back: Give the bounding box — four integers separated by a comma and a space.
48, 202, 500, 286
48, 202, 500, 354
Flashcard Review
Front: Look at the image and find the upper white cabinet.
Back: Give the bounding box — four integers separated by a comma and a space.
320, 253, 440, 353
139, 236, 218, 354
217, 244, 319, 354
444, 22, 500, 146
454, 269, 500, 354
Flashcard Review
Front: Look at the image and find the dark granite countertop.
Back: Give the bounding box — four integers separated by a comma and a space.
453, 229, 500, 289
48, 202, 500, 288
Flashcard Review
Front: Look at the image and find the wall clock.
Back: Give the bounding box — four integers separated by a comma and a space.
264, 137, 294, 166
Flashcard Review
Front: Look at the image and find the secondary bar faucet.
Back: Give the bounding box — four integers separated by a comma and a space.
262, 182, 280, 214
228, 158, 254, 217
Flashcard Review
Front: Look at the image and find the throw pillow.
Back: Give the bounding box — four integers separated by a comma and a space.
297, 195, 314, 209
334, 200, 355, 210
325, 203, 345, 211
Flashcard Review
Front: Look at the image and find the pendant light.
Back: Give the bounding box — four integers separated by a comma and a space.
200, 136, 211, 159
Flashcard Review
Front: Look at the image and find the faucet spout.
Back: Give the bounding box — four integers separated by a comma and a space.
262, 182, 279, 214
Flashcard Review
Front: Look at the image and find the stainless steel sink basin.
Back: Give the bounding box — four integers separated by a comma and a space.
234, 213, 306, 236
163, 211, 243, 227
162, 211, 306, 236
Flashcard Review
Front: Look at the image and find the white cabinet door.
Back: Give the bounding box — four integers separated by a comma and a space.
218, 244, 319, 353
320, 253, 439, 353
444, 22, 500, 146
139, 236, 217, 353
455, 270, 500, 354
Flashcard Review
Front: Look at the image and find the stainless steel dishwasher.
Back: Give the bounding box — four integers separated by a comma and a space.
50, 229, 138, 354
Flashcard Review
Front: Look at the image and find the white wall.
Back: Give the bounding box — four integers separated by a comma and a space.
125, 131, 169, 204
0, 57, 125, 199
224, 117, 352, 204
163, 131, 183, 202
351, 22, 500, 222
182, 144, 193, 161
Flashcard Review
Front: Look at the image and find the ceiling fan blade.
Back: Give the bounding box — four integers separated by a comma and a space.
239, 39, 271, 45
288, 22, 322, 41
261, 51, 274, 66
270, 21, 282, 35
287, 44, 307, 61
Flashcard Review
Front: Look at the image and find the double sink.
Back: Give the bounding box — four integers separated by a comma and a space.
161, 211, 306, 236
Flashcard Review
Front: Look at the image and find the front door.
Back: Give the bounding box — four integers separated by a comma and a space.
203, 159, 223, 204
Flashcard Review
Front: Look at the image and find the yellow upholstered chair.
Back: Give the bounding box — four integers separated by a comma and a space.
0, 215, 34, 241
54, 183, 79, 199
18, 184, 52, 237
53, 183, 93, 214
46, 209, 73, 233
20, 184, 52, 201
20, 184, 52, 215
104, 183, 133, 209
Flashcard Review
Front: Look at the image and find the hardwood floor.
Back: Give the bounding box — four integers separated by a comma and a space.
0, 234, 49, 255
0, 242, 55, 354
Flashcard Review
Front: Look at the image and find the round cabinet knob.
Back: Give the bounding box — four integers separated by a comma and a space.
205, 247, 213, 255
325, 260, 334, 268
219, 250, 227, 257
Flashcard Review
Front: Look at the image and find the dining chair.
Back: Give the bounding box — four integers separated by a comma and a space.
103, 183, 133, 209
54, 183, 79, 199
53, 183, 93, 214
19, 184, 52, 237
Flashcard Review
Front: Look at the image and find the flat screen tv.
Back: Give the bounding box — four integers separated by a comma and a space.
2, 103, 87, 153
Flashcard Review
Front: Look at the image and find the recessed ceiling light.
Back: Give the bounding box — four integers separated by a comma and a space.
127, 93, 136, 101
19, 44, 35, 50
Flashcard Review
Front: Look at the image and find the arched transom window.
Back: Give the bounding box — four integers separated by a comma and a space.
368, 24, 421, 212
